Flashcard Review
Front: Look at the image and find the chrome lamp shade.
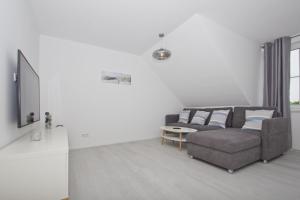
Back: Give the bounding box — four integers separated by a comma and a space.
152, 48, 171, 60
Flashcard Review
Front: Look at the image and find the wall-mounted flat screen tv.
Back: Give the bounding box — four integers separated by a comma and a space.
17, 50, 40, 128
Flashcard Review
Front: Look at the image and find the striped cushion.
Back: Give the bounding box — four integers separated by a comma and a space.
208, 110, 230, 128
191, 111, 210, 125
178, 110, 190, 124
242, 110, 274, 130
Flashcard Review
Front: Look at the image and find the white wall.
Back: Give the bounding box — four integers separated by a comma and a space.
143, 14, 261, 107
39, 35, 183, 149
0, 0, 39, 148
257, 49, 265, 106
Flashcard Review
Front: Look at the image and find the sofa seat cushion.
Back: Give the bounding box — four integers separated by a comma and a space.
166, 123, 221, 131
186, 128, 261, 153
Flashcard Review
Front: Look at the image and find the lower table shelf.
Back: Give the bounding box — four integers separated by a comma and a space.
162, 135, 187, 142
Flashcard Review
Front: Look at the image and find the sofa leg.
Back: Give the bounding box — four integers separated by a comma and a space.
228, 169, 234, 174
263, 160, 268, 164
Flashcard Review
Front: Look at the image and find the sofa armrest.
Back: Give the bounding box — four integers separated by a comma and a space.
261, 117, 288, 161
165, 114, 179, 125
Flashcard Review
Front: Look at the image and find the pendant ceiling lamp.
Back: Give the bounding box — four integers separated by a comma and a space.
152, 33, 171, 60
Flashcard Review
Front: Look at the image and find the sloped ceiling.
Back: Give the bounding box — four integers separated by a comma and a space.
28, 0, 300, 107
143, 14, 261, 107
28, 0, 200, 55
198, 0, 300, 43
28, 0, 300, 55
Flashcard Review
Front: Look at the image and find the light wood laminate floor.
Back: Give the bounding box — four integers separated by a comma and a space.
70, 139, 300, 200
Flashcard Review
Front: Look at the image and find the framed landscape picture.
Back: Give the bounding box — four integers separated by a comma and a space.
101, 71, 131, 85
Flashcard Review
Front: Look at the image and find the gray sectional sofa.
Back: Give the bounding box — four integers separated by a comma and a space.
165, 106, 289, 173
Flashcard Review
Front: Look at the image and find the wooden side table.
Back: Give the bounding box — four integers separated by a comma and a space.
160, 126, 197, 150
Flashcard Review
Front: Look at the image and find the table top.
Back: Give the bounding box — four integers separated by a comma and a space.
0, 127, 69, 160
160, 126, 197, 133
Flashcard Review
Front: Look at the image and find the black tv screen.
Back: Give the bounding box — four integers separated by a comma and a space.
17, 50, 40, 128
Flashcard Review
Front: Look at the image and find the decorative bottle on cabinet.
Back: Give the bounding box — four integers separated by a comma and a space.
45, 112, 52, 129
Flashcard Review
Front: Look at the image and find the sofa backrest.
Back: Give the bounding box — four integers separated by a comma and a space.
232, 106, 280, 128
184, 107, 233, 127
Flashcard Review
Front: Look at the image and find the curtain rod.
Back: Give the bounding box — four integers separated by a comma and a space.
291, 33, 300, 38
260, 33, 300, 48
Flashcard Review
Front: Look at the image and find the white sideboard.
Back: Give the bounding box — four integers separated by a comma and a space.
0, 127, 69, 200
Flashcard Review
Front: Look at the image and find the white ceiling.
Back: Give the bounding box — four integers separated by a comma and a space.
29, 0, 300, 54
198, 0, 300, 43
28, 0, 199, 55
143, 14, 261, 107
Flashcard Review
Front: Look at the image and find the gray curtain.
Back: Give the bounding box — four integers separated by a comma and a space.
263, 36, 292, 149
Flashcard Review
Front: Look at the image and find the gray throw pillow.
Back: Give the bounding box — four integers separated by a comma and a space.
242, 110, 274, 130
208, 110, 230, 128
178, 110, 190, 124
191, 111, 210, 125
